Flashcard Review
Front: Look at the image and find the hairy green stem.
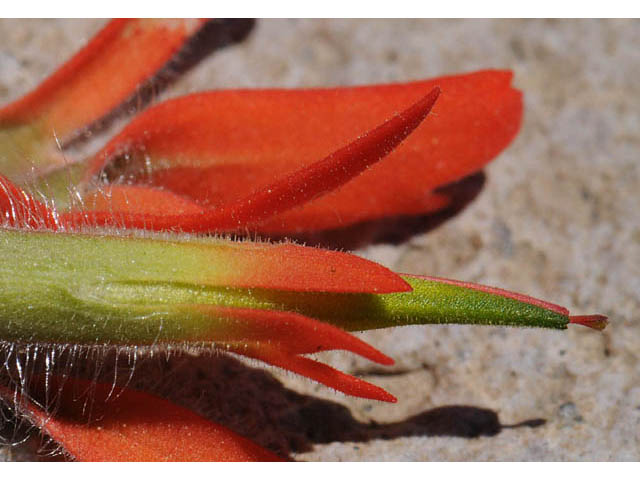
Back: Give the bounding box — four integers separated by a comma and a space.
0, 228, 569, 347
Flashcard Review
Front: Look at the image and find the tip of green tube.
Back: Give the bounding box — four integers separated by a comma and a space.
569, 315, 608, 331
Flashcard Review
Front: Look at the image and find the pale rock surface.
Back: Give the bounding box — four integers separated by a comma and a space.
0, 19, 638, 461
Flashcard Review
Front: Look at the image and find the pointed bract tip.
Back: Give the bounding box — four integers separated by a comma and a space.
354, 383, 398, 403
364, 384, 397, 403
379, 391, 398, 403
373, 351, 396, 367
415, 87, 440, 114
569, 315, 608, 331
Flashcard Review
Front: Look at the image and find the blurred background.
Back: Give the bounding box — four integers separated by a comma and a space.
0, 19, 638, 460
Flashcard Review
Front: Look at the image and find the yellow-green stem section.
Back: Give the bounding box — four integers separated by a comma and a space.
0, 228, 568, 346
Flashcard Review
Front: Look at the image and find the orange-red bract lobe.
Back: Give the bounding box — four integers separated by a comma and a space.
0, 380, 283, 461
225, 242, 412, 293
201, 306, 396, 401
68, 87, 441, 234
195, 306, 394, 364
234, 343, 397, 403
85, 70, 521, 233
0, 19, 207, 140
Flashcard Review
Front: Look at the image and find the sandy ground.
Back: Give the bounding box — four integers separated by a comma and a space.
0, 19, 638, 461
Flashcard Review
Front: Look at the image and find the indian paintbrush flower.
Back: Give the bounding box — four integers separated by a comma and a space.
0, 19, 606, 461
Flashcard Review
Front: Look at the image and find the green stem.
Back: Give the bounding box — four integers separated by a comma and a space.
0, 228, 569, 347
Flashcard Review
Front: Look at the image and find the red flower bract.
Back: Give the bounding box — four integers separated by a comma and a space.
0, 19, 605, 462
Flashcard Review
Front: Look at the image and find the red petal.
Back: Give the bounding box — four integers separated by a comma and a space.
257, 190, 452, 233
0, 379, 282, 461
199, 307, 396, 402
204, 87, 441, 230
0, 19, 207, 141
83, 184, 205, 216
69, 88, 440, 233
231, 343, 397, 403
85, 70, 521, 233
197, 306, 394, 364
167, 306, 397, 402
